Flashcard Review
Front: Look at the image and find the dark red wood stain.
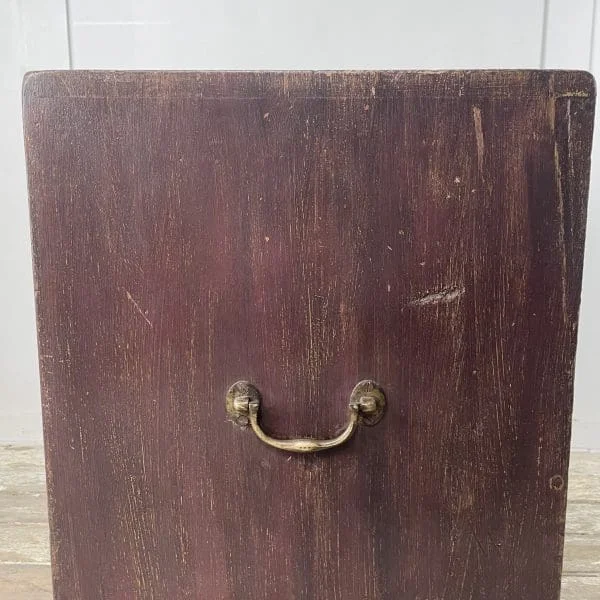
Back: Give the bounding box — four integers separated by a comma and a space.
23, 71, 594, 599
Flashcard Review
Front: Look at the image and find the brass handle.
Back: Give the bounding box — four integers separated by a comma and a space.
225, 380, 385, 453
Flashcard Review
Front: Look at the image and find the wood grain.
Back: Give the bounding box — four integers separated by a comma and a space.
2, 446, 600, 600
23, 71, 595, 599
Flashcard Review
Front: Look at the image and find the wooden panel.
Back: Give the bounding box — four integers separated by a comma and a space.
2, 447, 600, 600
23, 71, 594, 599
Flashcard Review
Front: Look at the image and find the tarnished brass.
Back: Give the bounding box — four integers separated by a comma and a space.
225, 380, 385, 453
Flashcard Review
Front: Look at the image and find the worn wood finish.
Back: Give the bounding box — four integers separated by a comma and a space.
23, 71, 595, 600
4, 446, 600, 600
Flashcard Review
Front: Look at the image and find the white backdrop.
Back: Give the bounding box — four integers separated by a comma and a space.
2, 0, 598, 449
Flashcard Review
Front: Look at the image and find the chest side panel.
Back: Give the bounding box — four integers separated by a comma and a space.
24, 71, 594, 600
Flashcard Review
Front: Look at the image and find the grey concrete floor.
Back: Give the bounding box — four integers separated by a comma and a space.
0, 445, 598, 599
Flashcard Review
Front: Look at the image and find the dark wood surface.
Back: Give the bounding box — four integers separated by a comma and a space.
23, 70, 595, 600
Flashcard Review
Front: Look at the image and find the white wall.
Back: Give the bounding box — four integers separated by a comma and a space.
567, 1, 600, 452
66, 0, 546, 69
1, 0, 69, 442
1, 0, 598, 448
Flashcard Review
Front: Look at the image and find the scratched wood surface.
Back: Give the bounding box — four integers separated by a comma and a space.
23, 71, 595, 600
2, 446, 600, 600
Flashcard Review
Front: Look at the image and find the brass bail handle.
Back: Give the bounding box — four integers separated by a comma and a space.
225, 380, 385, 453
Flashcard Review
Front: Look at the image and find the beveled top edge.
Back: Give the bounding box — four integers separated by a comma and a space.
22, 69, 595, 101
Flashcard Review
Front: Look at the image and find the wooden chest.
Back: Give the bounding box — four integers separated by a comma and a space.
23, 70, 594, 599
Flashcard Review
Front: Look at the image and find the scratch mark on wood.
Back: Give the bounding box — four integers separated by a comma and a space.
555, 91, 591, 98
125, 290, 153, 327
472, 106, 485, 176
554, 125, 569, 325
408, 285, 466, 306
